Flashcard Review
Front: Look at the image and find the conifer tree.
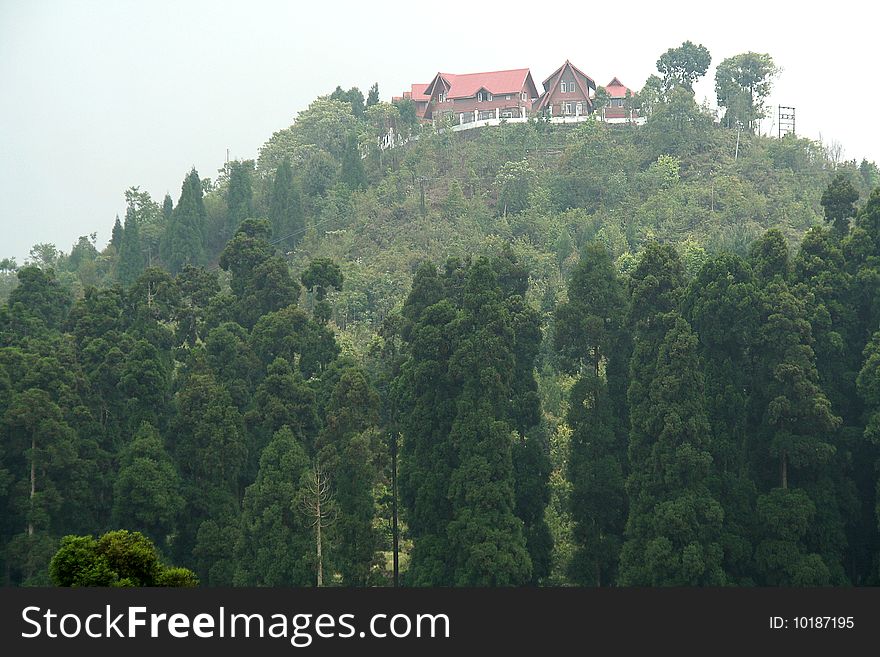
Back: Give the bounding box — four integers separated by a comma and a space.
118, 206, 146, 288
268, 158, 305, 250
112, 421, 183, 547
110, 215, 124, 250
234, 426, 313, 586
163, 168, 207, 274
226, 160, 254, 239
619, 315, 726, 585
555, 242, 628, 585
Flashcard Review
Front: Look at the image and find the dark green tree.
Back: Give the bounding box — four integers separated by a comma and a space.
234, 426, 314, 586
821, 173, 859, 237
162, 169, 206, 274
340, 132, 367, 191
268, 158, 305, 250
112, 422, 183, 548
50, 530, 197, 587
656, 40, 711, 92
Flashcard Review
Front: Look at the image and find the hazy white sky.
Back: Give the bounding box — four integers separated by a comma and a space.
0, 0, 875, 262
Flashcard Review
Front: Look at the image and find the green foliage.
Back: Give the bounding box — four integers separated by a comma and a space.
269, 158, 305, 249
715, 52, 779, 131
656, 40, 711, 92
163, 169, 207, 274
821, 173, 859, 236
50, 530, 197, 587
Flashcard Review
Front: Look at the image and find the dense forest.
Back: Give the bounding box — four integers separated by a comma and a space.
3, 43, 880, 586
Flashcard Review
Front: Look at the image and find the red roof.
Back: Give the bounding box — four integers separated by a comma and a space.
409, 83, 430, 102
606, 77, 631, 98
426, 69, 534, 99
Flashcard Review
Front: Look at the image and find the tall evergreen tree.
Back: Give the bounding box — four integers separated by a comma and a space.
163, 168, 207, 274
226, 160, 255, 239
118, 206, 146, 288
619, 315, 725, 585
555, 242, 628, 585
234, 426, 313, 586
268, 158, 305, 250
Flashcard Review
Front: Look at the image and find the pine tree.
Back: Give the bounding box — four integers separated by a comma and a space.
234, 427, 313, 586
163, 168, 206, 274
118, 206, 146, 288
226, 160, 254, 240
555, 242, 628, 585
110, 215, 124, 250
619, 315, 726, 585
366, 83, 380, 107
112, 421, 182, 548
682, 253, 760, 583
268, 158, 305, 250
162, 193, 173, 221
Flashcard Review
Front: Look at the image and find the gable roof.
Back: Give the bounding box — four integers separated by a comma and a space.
424, 68, 536, 99
541, 60, 596, 91
534, 60, 596, 111
409, 83, 430, 102
606, 77, 631, 98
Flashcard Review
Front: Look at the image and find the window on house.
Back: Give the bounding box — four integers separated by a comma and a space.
521, 92, 527, 101
565, 102, 573, 115
477, 92, 483, 102
487, 93, 493, 101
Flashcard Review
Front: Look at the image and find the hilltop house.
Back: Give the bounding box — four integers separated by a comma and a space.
602, 77, 639, 123
392, 60, 643, 132
533, 60, 597, 118
420, 68, 540, 125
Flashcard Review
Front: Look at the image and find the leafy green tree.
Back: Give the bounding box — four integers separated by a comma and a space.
495, 159, 536, 216
317, 367, 383, 586
340, 132, 367, 191
50, 530, 197, 587
749, 228, 790, 284
715, 52, 778, 131
821, 173, 859, 236
682, 253, 760, 583
162, 193, 173, 221
171, 370, 247, 571
7, 266, 72, 331
330, 86, 366, 119
301, 258, 344, 323
250, 305, 339, 378
555, 242, 628, 585
656, 40, 711, 92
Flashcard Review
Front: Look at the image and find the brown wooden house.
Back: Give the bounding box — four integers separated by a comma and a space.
534, 60, 596, 118
603, 77, 637, 121
421, 68, 540, 125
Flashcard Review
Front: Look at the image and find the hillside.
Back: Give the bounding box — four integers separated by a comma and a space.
3, 60, 880, 588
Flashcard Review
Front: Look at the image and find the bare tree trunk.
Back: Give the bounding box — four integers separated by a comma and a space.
316, 489, 323, 587
781, 451, 788, 490
28, 432, 35, 536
